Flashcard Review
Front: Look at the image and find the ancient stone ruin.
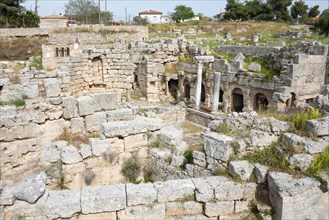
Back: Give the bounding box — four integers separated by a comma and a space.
0, 26, 328, 220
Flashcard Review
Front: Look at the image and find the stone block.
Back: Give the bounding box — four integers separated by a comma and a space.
44, 78, 60, 97
282, 133, 328, 154
166, 201, 203, 216
85, 112, 106, 133
91, 92, 121, 112
192, 151, 206, 167
228, 160, 255, 181
154, 179, 195, 202
159, 125, 183, 146
269, 117, 290, 134
171, 155, 186, 167
215, 181, 256, 201
118, 204, 165, 220
268, 172, 328, 220
63, 97, 79, 119
70, 118, 85, 134
0, 186, 15, 205
204, 201, 234, 217
45, 190, 81, 219
77, 212, 117, 220
78, 96, 95, 116
254, 163, 268, 184
106, 108, 134, 121
102, 120, 147, 138
204, 132, 234, 162
40, 142, 61, 165
192, 176, 228, 202
288, 154, 313, 170
126, 183, 157, 206
81, 184, 126, 214
248, 62, 261, 72
61, 145, 83, 164
22, 83, 39, 99
174, 141, 188, 155
89, 138, 109, 156
235, 200, 249, 213
149, 148, 172, 163
250, 130, 277, 148
79, 144, 92, 159
306, 117, 329, 137
124, 133, 147, 152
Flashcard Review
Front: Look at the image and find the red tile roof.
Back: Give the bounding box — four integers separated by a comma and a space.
139, 9, 162, 15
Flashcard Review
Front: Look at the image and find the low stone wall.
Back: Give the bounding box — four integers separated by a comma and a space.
1, 176, 257, 220
214, 46, 280, 57
186, 108, 223, 127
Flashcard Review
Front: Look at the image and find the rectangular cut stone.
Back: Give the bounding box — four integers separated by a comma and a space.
192, 176, 229, 202
106, 108, 134, 121
204, 201, 234, 217
215, 181, 256, 201
154, 179, 195, 202
194, 56, 214, 63
91, 92, 121, 112
126, 183, 157, 206
44, 78, 60, 97
77, 212, 117, 220
306, 117, 329, 137
45, 190, 81, 219
63, 97, 78, 119
118, 204, 165, 220
85, 112, 107, 133
81, 185, 126, 214
70, 118, 85, 134
124, 133, 147, 152
165, 201, 203, 216
78, 96, 95, 116
204, 132, 234, 162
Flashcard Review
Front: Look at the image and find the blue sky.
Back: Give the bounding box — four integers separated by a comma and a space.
22, 0, 329, 21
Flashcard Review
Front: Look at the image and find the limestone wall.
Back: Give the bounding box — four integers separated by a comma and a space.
214, 46, 280, 57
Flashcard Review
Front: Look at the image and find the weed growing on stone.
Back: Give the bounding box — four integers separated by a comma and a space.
291, 108, 320, 132
183, 150, 193, 164
143, 159, 159, 183
44, 160, 66, 190
56, 130, 95, 147
179, 56, 193, 64
84, 168, 95, 185
9, 73, 21, 84
216, 123, 232, 135
306, 147, 329, 178
30, 56, 43, 70
174, 194, 195, 202
0, 99, 25, 107
102, 149, 116, 164
122, 154, 142, 183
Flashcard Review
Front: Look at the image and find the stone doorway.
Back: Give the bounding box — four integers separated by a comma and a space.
254, 93, 268, 111
219, 89, 224, 102
184, 82, 190, 100
232, 88, 244, 112
201, 84, 206, 103
168, 79, 179, 100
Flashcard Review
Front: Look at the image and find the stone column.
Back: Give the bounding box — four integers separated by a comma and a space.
211, 72, 221, 112
195, 62, 203, 109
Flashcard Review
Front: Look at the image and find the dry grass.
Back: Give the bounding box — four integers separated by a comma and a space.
0, 37, 46, 61
55, 129, 100, 147
180, 121, 204, 134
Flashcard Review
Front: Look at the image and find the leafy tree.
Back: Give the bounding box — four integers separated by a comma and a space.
224, 0, 244, 20
171, 5, 194, 23
267, 0, 292, 22
20, 10, 39, 27
290, 0, 308, 20
0, 0, 24, 17
65, 0, 104, 24
308, 5, 320, 18
133, 16, 147, 25
316, 9, 329, 37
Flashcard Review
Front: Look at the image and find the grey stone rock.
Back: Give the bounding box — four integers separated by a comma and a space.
22, 83, 39, 99
0, 105, 16, 116
306, 117, 329, 137
204, 201, 234, 217
14, 172, 47, 204
250, 129, 277, 147
171, 155, 186, 167
79, 144, 92, 159
81, 184, 126, 214
192, 176, 229, 202
154, 179, 195, 202
118, 204, 165, 220
60, 145, 83, 164
159, 125, 183, 146
282, 133, 328, 154
43, 78, 60, 97
269, 117, 290, 134
77, 96, 95, 116
89, 138, 109, 156
228, 160, 255, 181
254, 163, 268, 183
319, 171, 329, 191
45, 190, 81, 219
106, 108, 134, 121
85, 112, 106, 133
192, 151, 206, 167
230, 60, 244, 72
40, 142, 61, 165
91, 92, 120, 111
62, 97, 78, 119
248, 62, 261, 72
268, 172, 328, 220
149, 148, 172, 163
0, 186, 15, 205
288, 154, 313, 170
173, 141, 188, 155
235, 52, 246, 61
194, 56, 214, 63
126, 183, 157, 206
215, 181, 256, 201
204, 132, 234, 162
70, 118, 85, 134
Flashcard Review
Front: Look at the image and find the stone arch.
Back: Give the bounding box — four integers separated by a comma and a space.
254, 93, 269, 111
168, 79, 179, 100
232, 88, 244, 112
92, 57, 104, 84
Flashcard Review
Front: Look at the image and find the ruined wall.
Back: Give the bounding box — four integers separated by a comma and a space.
214, 46, 280, 57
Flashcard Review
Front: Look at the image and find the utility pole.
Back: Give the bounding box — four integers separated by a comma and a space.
98, 0, 101, 24
34, 0, 39, 15
105, 0, 107, 13
125, 7, 127, 25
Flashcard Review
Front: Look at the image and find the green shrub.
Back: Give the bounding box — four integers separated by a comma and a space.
307, 147, 329, 177
291, 108, 321, 132
216, 123, 232, 135
0, 99, 25, 107
143, 159, 160, 183
44, 160, 66, 189
31, 56, 43, 70
183, 150, 193, 164
122, 154, 142, 183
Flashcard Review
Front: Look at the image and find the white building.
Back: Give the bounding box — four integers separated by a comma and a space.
139, 9, 162, 24
160, 15, 172, 23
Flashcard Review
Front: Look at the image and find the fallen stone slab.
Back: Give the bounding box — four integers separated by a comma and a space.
228, 160, 255, 181
204, 132, 234, 162
254, 163, 268, 183
288, 154, 313, 170
45, 190, 81, 219
250, 129, 277, 147
158, 125, 183, 146
81, 185, 126, 214
306, 117, 329, 137
282, 133, 328, 154
268, 172, 329, 220
14, 172, 47, 204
